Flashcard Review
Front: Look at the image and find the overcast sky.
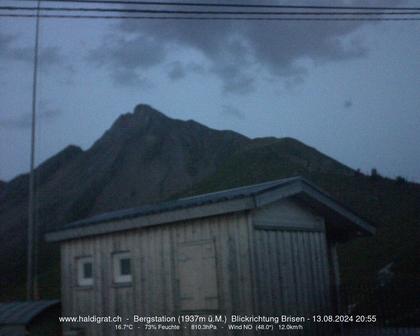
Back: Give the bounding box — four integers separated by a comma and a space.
0, 0, 419, 182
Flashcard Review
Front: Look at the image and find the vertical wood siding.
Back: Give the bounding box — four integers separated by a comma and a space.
251, 230, 331, 335
60, 198, 336, 336
61, 212, 253, 336
250, 199, 332, 335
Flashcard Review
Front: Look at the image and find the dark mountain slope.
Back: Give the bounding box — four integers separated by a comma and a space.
182, 139, 419, 322
0, 180, 5, 195
186, 141, 419, 283
180, 136, 355, 196
0, 144, 84, 299
0, 104, 250, 299
0, 104, 418, 322
83, 104, 250, 215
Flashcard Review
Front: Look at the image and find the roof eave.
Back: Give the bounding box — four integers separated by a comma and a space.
45, 196, 255, 242
254, 179, 375, 235
46, 177, 376, 242
300, 179, 376, 235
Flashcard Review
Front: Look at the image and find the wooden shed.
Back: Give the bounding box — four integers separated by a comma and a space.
46, 177, 375, 336
0, 300, 61, 336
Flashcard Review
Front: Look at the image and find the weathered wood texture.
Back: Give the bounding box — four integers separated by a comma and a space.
250, 199, 332, 335
61, 198, 337, 336
61, 212, 253, 336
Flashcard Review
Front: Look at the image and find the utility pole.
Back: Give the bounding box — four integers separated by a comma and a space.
27, 0, 41, 301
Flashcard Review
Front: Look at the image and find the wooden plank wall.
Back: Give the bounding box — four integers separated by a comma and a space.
250, 199, 333, 335
61, 198, 337, 336
61, 212, 254, 336
251, 230, 332, 335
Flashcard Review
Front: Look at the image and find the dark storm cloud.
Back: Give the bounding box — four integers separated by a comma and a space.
0, 107, 62, 130
87, 0, 401, 94
0, 32, 70, 72
167, 61, 186, 80
167, 61, 206, 81
222, 104, 245, 120
0, 32, 15, 58
88, 34, 167, 87
112, 67, 151, 87
344, 100, 353, 109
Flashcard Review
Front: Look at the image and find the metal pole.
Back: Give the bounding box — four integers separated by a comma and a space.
27, 0, 41, 301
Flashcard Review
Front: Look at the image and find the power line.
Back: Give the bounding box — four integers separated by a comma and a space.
14, 0, 420, 11
2, 2, 420, 21
2, 13, 420, 21
3, 6, 420, 16
27, 0, 41, 302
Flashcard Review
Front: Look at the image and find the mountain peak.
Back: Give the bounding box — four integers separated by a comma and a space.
111, 104, 169, 132
132, 104, 170, 123
134, 103, 164, 116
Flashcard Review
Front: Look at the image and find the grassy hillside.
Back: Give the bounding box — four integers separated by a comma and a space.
181, 138, 419, 324
0, 106, 417, 324
0, 105, 250, 301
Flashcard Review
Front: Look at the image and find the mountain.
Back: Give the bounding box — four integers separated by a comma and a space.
0, 144, 84, 298
79, 105, 249, 215
0, 104, 249, 298
0, 180, 5, 195
0, 104, 418, 322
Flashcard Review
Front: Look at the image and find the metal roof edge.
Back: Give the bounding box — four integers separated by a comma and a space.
254, 178, 375, 235
253, 179, 304, 207
299, 179, 376, 235
46, 177, 303, 241
0, 300, 60, 325
46, 196, 255, 242
45, 176, 376, 242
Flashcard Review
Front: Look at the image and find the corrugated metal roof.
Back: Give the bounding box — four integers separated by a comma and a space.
60, 176, 300, 231
0, 330, 25, 336
46, 176, 376, 242
0, 300, 59, 325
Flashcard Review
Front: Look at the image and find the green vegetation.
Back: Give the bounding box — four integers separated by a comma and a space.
183, 139, 419, 325
0, 107, 417, 325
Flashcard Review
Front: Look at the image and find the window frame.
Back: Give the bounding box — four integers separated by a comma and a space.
112, 251, 132, 284
76, 256, 94, 287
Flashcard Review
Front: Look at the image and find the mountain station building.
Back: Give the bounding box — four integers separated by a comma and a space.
46, 176, 375, 336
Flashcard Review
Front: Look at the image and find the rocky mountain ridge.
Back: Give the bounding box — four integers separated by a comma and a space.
0, 104, 418, 321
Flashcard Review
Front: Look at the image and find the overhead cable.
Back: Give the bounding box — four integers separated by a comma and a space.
14, 0, 420, 11
3, 6, 420, 15
1, 13, 420, 21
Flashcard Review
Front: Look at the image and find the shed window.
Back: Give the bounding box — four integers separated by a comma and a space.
113, 252, 132, 283
177, 240, 219, 311
77, 257, 93, 286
